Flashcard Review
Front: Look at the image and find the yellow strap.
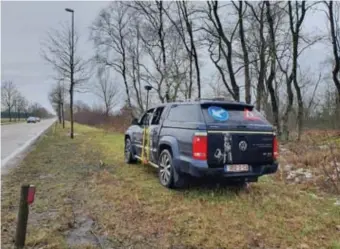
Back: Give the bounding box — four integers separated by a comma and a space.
141, 127, 146, 164
141, 127, 149, 164
146, 128, 150, 162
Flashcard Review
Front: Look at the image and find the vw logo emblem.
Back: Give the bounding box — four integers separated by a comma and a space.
239, 140, 247, 151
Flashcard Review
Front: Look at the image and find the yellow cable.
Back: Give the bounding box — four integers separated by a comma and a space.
146, 128, 150, 162
141, 127, 146, 164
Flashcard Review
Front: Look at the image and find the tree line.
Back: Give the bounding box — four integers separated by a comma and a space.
44, 1, 340, 140
1, 81, 52, 121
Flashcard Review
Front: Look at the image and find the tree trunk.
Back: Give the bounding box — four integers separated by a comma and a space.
156, 1, 169, 102
210, 1, 239, 101
281, 75, 294, 141
57, 103, 62, 124
292, 35, 303, 140
289, 1, 307, 141
192, 45, 201, 99
265, 1, 280, 136
185, 10, 201, 99
238, 1, 251, 104
131, 54, 143, 112
14, 104, 17, 122
69, 86, 74, 139
188, 52, 193, 99
61, 102, 65, 129
335, 94, 340, 129
328, 1, 340, 96
256, 6, 266, 110
121, 47, 132, 109
105, 102, 110, 117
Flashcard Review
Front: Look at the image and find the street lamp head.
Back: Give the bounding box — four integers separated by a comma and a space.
144, 85, 152, 91
65, 8, 74, 13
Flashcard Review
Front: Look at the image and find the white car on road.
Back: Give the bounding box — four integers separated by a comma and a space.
27, 117, 36, 123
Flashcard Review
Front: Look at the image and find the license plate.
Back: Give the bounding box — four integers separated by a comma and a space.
224, 164, 249, 172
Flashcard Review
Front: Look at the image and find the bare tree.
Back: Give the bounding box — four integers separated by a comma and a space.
208, 74, 233, 99
48, 81, 67, 128
163, 1, 201, 99
264, 1, 281, 135
126, 1, 190, 103
94, 68, 122, 117
14, 93, 27, 121
278, 1, 320, 140
1, 81, 17, 122
28, 102, 51, 118
126, 20, 145, 113
233, 1, 251, 104
287, 1, 307, 141
41, 22, 88, 138
131, 1, 171, 103
90, 2, 133, 109
244, 1, 268, 110
205, 1, 240, 101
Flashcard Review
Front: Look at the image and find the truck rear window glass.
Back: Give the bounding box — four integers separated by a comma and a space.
167, 104, 200, 122
201, 104, 269, 125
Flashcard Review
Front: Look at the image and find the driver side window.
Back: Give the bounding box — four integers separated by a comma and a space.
139, 109, 154, 126
140, 114, 150, 126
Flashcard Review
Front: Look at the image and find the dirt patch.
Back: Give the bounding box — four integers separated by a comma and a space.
277, 135, 340, 195
66, 216, 97, 246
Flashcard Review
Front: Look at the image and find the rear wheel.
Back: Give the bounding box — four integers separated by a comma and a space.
158, 150, 173, 188
158, 149, 186, 189
124, 138, 136, 164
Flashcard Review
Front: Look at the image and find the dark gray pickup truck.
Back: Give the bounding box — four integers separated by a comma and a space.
124, 99, 279, 189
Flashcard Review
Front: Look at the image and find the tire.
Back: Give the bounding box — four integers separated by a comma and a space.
124, 138, 136, 164
158, 149, 186, 189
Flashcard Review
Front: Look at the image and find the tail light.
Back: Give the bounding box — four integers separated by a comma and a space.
273, 136, 279, 160
192, 134, 207, 160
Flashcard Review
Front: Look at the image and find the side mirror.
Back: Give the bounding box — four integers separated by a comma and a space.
131, 118, 138, 125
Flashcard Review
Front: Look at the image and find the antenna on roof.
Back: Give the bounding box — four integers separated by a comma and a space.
144, 85, 153, 110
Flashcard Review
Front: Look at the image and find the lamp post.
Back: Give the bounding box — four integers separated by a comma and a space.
144, 85, 152, 111
65, 7, 74, 138
65, 8, 74, 58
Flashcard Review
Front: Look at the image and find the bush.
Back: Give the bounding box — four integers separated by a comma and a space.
73, 107, 134, 133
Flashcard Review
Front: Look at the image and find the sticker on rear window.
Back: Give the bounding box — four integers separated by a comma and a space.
244, 109, 261, 120
208, 106, 229, 121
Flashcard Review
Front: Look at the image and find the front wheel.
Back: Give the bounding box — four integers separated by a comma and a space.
124, 138, 136, 164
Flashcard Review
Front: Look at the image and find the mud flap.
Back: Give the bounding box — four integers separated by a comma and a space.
172, 164, 187, 188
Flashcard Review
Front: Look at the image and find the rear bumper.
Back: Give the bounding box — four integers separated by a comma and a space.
174, 157, 278, 178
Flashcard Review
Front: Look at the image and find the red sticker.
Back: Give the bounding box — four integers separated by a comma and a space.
244, 109, 261, 120
27, 186, 35, 205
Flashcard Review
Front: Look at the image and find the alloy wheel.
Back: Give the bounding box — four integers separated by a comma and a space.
159, 152, 171, 185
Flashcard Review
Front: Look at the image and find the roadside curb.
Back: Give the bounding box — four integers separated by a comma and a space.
1, 120, 56, 170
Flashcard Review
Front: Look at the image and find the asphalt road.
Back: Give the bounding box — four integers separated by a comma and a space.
1, 118, 56, 169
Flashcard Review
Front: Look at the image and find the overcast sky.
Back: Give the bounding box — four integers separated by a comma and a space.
1, 1, 108, 112
1, 1, 331, 113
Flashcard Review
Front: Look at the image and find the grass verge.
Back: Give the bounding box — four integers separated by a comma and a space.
1, 118, 25, 125
1, 123, 340, 249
